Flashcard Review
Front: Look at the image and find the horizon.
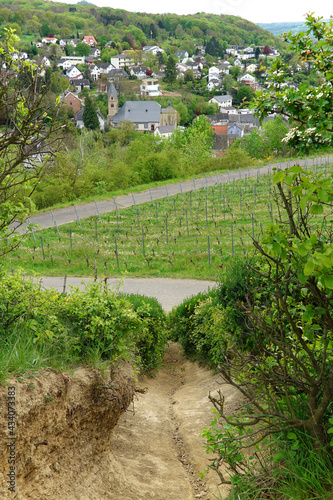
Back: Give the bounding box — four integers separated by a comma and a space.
58, 0, 332, 24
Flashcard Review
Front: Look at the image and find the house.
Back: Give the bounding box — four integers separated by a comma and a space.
56, 58, 73, 70
82, 36, 97, 47
96, 108, 106, 131
90, 48, 101, 58
209, 95, 233, 109
130, 66, 149, 79
75, 109, 84, 129
140, 78, 162, 97
110, 53, 132, 69
234, 59, 244, 68
41, 56, 51, 68
57, 56, 85, 68
70, 78, 90, 93
154, 124, 177, 138
246, 63, 258, 74
96, 62, 113, 74
60, 91, 82, 115
66, 66, 82, 79
42, 37, 57, 44
238, 73, 257, 87
107, 68, 129, 81
207, 113, 229, 135
228, 123, 245, 138
208, 66, 220, 78
142, 45, 164, 55
207, 78, 221, 91
175, 50, 189, 61
89, 65, 100, 81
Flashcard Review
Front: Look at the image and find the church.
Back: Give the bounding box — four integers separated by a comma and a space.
107, 83, 179, 132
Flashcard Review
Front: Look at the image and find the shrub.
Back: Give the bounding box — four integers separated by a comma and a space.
121, 293, 168, 372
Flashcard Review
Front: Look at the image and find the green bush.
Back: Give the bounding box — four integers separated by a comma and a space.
121, 293, 168, 372
0, 272, 169, 378
167, 288, 232, 366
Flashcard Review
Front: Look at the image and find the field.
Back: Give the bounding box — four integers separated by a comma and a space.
4, 161, 331, 280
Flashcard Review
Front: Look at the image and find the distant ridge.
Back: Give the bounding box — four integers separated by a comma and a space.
77, 0, 96, 6
257, 19, 330, 37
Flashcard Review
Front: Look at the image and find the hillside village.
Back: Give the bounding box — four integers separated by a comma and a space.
14, 33, 288, 151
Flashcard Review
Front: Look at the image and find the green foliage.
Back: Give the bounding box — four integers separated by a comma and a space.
0, 271, 168, 377
201, 165, 333, 497
256, 13, 333, 150
121, 293, 167, 372
239, 117, 291, 159
0, 29, 61, 256
83, 96, 99, 130
167, 289, 222, 363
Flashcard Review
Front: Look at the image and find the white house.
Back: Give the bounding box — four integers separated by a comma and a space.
140, 78, 162, 97
90, 64, 101, 81
209, 95, 233, 109
142, 45, 164, 55
42, 37, 58, 44
66, 66, 82, 79
110, 53, 132, 69
239, 73, 257, 86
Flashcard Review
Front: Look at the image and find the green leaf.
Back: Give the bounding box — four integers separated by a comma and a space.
324, 275, 333, 290
304, 259, 315, 275
310, 204, 324, 214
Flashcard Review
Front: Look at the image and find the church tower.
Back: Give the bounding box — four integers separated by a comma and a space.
107, 82, 118, 125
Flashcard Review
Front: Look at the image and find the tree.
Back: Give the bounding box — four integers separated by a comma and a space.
75, 42, 91, 57
205, 167, 333, 480
164, 54, 177, 90
202, 13, 333, 492
256, 13, 333, 150
0, 30, 61, 257
83, 96, 99, 130
233, 85, 255, 107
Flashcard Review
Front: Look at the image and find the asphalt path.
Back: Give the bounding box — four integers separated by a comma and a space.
38, 276, 216, 312
16, 156, 331, 311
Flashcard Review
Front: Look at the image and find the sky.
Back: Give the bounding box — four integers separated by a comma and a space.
63, 0, 332, 24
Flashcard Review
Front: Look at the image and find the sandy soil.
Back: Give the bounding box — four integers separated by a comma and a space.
107, 343, 242, 500
0, 343, 242, 500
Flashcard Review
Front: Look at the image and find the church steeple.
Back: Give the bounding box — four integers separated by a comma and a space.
107, 82, 118, 124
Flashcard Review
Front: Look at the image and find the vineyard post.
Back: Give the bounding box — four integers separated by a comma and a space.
149, 187, 154, 206
40, 236, 45, 260
114, 237, 119, 269
142, 227, 145, 257
94, 200, 102, 222
51, 210, 61, 240
74, 205, 82, 230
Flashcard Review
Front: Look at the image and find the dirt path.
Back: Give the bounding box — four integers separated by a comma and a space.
106, 343, 241, 500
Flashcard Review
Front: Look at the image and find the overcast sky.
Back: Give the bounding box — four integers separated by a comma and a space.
64, 0, 332, 24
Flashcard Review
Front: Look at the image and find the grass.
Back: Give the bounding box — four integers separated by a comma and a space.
4, 160, 332, 280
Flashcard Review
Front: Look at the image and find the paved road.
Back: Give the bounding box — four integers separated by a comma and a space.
38, 276, 216, 312
18, 155, 331, 231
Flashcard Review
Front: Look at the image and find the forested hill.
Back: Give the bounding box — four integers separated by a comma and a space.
258, 20, 331, 37
1, 0, 283, 51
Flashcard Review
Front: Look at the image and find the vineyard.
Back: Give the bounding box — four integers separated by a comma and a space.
5, 159, 331, 280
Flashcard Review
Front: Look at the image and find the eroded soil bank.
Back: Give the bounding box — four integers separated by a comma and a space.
1, 344, 242, 499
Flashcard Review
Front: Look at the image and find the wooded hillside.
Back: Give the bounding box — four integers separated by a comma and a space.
0, 0, 283, 52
